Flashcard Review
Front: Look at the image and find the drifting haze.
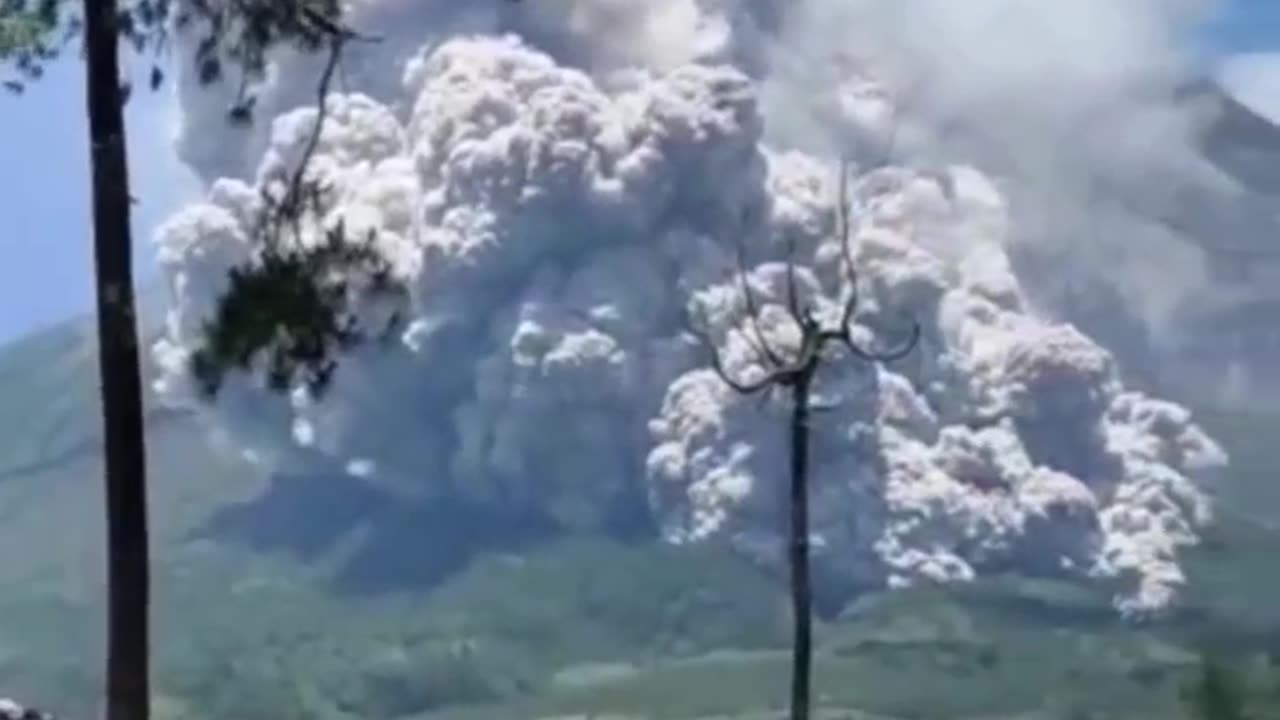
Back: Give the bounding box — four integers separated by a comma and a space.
153, 0, 1238, 614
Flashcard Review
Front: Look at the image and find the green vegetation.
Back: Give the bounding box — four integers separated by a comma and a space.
0, 539, 788, 720
0, 316, 1279, 719
0, 2, 57, 72
8, 534, 1280, 720
1184, 657, 1249, 720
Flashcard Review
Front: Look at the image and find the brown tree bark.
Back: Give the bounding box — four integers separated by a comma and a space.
80, 2, 152, 719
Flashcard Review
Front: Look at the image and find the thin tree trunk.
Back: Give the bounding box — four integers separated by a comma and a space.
81, 2, 152, 719
788, 371, 813, 720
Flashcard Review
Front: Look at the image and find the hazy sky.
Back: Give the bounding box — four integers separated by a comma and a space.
0, 1, 1275, 346
0, 56, 198, 342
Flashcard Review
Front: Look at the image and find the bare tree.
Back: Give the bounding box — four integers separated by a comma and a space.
695, 160, 920, 720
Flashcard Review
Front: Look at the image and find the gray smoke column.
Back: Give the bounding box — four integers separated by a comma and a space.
154, 1, 1231, 615
759, 0, 1231, 336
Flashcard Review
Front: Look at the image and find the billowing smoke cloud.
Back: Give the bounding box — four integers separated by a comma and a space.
173, 0, 1262, 361
759, 1, 1239, 346
153, 1, 1239, 614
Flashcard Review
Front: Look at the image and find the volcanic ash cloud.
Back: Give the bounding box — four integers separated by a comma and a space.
153, 35, 1226, 615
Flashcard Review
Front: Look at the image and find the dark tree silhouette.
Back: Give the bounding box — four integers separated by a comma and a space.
184, 18, 407, 401
694, 161, 920, 720
3, 1, 346, 113
6, 0, 402, 397
1184, 656, 1250, 720
3, 4, 384, 720
79, 4, 151, 720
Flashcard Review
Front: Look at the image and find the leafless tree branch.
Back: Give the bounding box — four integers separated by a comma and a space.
835, 157, 861, 333
730, 218, 789, 369
784, 233, 803, 322
831, 319, 922, 362
690, 156, 923, 720
690, 320, 786, 395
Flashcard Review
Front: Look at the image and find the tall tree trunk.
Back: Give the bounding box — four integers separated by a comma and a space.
788, 371, 813, 720
81, 2, 151, 720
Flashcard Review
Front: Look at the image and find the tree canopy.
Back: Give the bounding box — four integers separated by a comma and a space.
1184, 656, 1250, 720
3, 0, 342, 111
3, 0, 406, 400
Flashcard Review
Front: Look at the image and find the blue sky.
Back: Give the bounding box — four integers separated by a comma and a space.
1201, 0, 1280, 53
0, 55, 197, 342
0, 2, 1276, 346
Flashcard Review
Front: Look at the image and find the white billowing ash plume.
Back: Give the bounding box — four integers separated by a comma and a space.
171, 0, 764, 182
155, 2, 1231, 614
758, 0, 1239, 355
172, 0, 1229, 337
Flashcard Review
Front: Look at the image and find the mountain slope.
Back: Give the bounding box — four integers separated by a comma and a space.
0, 76, 1275, 719
0, 284, 1276, 720
0, 310, 270, 597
